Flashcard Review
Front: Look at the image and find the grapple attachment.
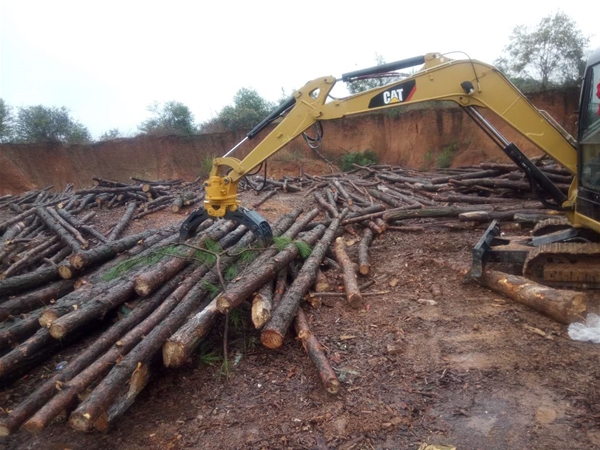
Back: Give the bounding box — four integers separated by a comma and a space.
179, 207, 273, 245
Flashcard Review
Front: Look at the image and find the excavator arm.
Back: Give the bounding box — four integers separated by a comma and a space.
181, 52, 579, 242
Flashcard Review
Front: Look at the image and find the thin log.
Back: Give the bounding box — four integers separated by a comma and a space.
45, 208, 88, 248
260, 212, 347, 348
133, 221, 236, 296
332, 180, 352, 206
314, 192, 338, 218
0, 222, 26, 255
294, 308, 339, 394
383, 206, 488, 222
431, 169, 502, 185
56, 209, 106, 243
368, 189, 402, 208
358, 228, 374, 276
107, 202, 137, 241
0, 280, 74, 321
132, 204, 169, 220
251, 190, 277, 209
478, 269, 587, 324
251, 280, 274, 329
35, 207, 81, 251
333, 237, 363, 308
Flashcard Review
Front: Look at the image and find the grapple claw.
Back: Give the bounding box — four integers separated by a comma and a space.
179, 209, 211, 242
224, 207, 273, 246
178, 207, 273, 246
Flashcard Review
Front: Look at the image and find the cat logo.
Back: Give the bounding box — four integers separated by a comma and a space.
383, 88, 405, 104
368, 80, 416, 109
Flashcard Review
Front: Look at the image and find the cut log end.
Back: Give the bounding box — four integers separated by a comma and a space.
359, 265, 369, 276
69, 254, 84, 270
58, 265, 74, 279
68, 412, 93, 432
0, 424, 10, 437
260, 330, 284, 349
39, 311, 58, 328
133, 282, 152, 297
162, 341, 186, 368
347, 293, 363, 309
251, 301, 270, 330
49, 323, 67, 339
325, 379, 340, 395
22, 418, 45, 433
216, 296, 233, 314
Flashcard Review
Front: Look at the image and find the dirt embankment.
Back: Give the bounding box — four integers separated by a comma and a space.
0, 89, 578, 195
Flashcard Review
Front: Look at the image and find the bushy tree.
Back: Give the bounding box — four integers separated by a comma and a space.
496, 11, 589, 89
138, 101, 196, 136
346, 54, 407, 94
219, 88, 275, 131
0, 99, 14, 143
14, 105, 91, 144
99, 128, 122, 141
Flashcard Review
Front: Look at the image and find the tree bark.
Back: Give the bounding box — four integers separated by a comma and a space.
0, 279, 74, 321
45, 207, 89, 248
383, 206, 487, 222
478, 269, 587, 324
250, 190, 277, 208
35, 207, 82, 252
251, 280, 274, 329
358, 228, 374, 276
260, 212, 346, 349
107, 202, 137, 241
294, 308, 340, 394
314, 192, 338, 218
333, 237, 363, 308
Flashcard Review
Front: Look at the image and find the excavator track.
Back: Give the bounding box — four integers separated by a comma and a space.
532, 217, 571, 236
523, 242, 600, 289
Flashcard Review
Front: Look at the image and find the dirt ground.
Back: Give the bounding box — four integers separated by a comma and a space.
2, 190, 600, 450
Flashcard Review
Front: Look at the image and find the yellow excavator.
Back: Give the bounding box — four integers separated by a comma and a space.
180, 49, 600, 288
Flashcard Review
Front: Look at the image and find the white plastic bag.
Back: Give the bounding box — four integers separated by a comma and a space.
568, 313, 600, 343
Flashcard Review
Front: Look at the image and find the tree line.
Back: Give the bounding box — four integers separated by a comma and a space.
0, 11, 590, 146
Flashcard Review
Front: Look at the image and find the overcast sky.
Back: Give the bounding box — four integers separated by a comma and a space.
1, 1, 598, 139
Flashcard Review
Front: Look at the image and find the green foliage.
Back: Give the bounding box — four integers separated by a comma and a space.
294, 240, 312, 259
199, 88, 275, 133
0, 99, 14, 143
197, 342, 221, 366
138, 101, 196, 136
225, 265, 238, 281
201, 280, 221, 295
496, 11, 590, 89
228, 308, 247, 331
341, 149, 378, 171
13, 105, 91, 144
273, 236, 292, 251
102, 245, 184, 281
346, 54, 407, 94
99, 128, 122, 141
238, 246, 258, 264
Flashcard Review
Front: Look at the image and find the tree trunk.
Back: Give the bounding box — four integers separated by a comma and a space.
294, 308, 340, 394
333, 237, 363, 308
358, 228, 374, 276
35, 207, 82, 252
251, 280, 275, 329
0, 280, 74, 321
478, 269, 587, 324
107, 202, 137, 241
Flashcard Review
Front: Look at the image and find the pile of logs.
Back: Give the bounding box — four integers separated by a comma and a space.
0, 158, 577, 435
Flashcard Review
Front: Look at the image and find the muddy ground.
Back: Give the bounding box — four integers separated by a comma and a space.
2, 190, 600, 450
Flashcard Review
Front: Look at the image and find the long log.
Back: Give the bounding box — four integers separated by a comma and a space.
260, 212, 346, 349
22, 265, 206, 433
1, 236, 62, 279
0, 255, 70, 299
68, 226, 180, 272
478, 269, 587, 324
133, 221, 236, 296
0, 222, 26, 256
383, 206, 488, 222
368, 188, 402, 208
56, 209, 106, 243
217, 223, 326, 314
333, 237, 362, 308
45, 207, 88, 248
314, 192, 338, 218
0, 270, 190, 436
0, 279, 74, 321
358, 228, 374, 276
107, 202, 137, 241
430, 169, 502, 185
35, 207, 81, 252
294, 308, 339, 394
251, 190, 277, 209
